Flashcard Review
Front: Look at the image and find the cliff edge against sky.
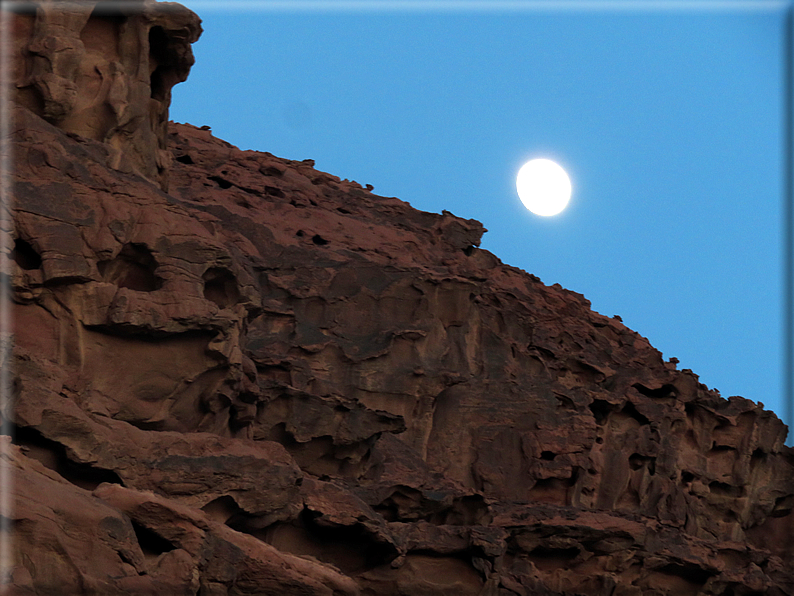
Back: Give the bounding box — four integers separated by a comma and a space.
3, 1, 794, 594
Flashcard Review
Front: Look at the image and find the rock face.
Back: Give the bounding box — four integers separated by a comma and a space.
6, 0, 201, 191
4, 2, 794, 595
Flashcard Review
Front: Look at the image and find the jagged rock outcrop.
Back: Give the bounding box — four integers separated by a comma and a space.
7, 0, 201, 190
3, 2, 794, 595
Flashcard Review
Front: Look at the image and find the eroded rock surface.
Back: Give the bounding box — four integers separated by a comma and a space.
4, 2, 794, 595
6, 0, 201, 190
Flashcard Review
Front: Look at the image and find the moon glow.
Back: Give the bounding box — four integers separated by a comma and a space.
516, 159, 572, 216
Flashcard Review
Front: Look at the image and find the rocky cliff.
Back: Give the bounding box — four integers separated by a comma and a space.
4, 2, 794, 595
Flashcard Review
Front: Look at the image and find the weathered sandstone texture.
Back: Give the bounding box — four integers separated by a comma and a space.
3, 2, 794, 595
6, 0, 201, 191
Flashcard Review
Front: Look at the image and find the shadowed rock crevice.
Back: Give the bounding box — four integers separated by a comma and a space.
260, 518, 380, 575
98, 242, 163, 291
11, 238, 42, 270
208, 174, 233, 189
131, 519, 176, 559
148, 26, 171, 102
13, 425, 125, 491
202, 266, 239, 308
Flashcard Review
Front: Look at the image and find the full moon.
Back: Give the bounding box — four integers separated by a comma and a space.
516, 158, 572, 216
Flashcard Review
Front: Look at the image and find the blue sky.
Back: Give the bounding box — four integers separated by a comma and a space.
171, 1, 790, 435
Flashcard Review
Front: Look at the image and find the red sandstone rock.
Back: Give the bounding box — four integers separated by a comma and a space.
3, 2, 794, 595
6, 0, 201, 190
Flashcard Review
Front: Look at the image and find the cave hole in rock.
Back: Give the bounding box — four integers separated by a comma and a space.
540, 451, 556, 461
428, 494, 490, 526
128, 420, 168, 431
264, 185, 285, 198
202, 267, 240, 309
372, 486, 431, 523
657, 562, 714, 586
527, 545, 580, 571
175, 154, 194, 164
13, 425, 124, 491
372, 502, 398, 523
708, 481, 743, 497
628, 453, 656, 475
723, 509, 739, 523
260, 165, 284, 177
296, 508, 398, 571
229, 395, 258, 433
771, 494, 794, 517
201, 495, 243, 525
98, 243, 162, 291
312, 234, 328, 246
11, 238, 42, 270
131, 520, 175, 558
588, 399, 617, 425
621, 401, 650, 426
554, 394, 576, 410
710, 442, 735, 452
208, 175, 233, 189
751, 447, 766, 463
632, 382, 677, 399
684, 401, 699, 418
529, 471, 579, 504
265, 422, 294, 445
